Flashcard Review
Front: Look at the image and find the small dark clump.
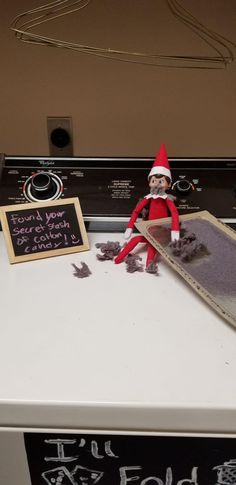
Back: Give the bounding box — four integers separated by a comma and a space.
125, 254, 144, 273
72, 262, 92, 278
168, 231, 207, 262
96, 241, 122, 261
141, 207, 149, 220
145, 261, 158, 275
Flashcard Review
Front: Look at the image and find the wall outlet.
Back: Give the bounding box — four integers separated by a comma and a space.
47, 117, 74, 156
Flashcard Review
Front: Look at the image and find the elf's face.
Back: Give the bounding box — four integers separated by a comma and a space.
149, 175, 170, 191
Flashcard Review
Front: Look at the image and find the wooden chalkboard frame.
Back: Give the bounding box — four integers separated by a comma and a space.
0, 197, 89, 263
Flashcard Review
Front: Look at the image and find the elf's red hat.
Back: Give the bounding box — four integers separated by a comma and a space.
148, 143, 172, 181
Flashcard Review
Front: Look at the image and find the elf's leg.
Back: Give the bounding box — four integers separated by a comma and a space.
114, 235, 146, 264
146, 244, 157, 269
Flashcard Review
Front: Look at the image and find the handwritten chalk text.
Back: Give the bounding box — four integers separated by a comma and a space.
8, 206, 81, 254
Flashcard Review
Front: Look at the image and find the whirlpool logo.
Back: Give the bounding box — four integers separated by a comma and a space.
39, 160, 55, 167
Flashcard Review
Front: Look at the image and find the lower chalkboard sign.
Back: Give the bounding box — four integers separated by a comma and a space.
24, 431, 236, 485
0, 197, 89, 263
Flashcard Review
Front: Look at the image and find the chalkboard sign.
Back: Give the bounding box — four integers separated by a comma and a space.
24, 431, 236, 485
0, 198, 89, 263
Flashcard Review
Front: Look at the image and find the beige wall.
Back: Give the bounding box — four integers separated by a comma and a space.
0, 0, 236, 157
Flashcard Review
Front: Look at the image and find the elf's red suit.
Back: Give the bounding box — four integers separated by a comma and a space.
114, 193, 179, 267
114, 143, 180, 268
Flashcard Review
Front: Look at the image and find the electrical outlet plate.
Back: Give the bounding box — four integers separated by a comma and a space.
47, 116, 74, 156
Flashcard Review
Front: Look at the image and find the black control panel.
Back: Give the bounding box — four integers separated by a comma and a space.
0, 154, 235, 230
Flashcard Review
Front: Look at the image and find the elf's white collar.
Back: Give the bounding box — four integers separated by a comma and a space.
145, 193, 168, 199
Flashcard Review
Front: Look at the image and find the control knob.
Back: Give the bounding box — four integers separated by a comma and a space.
173, 179, 193, 195
23, 171, 63, 202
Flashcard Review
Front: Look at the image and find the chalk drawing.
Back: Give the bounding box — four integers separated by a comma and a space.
42, 465, 104, 485
213, 459, 236, 485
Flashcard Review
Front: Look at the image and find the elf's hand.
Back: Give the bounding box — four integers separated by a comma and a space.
171, 230, 180, 242
124, 228, 133, 240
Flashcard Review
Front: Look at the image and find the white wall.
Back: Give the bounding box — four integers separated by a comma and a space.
0, 0, 236, 156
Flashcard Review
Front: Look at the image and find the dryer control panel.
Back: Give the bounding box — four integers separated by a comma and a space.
0, 155, 235, 230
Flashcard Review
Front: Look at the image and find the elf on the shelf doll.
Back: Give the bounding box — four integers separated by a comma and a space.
114, 144, 180, 270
